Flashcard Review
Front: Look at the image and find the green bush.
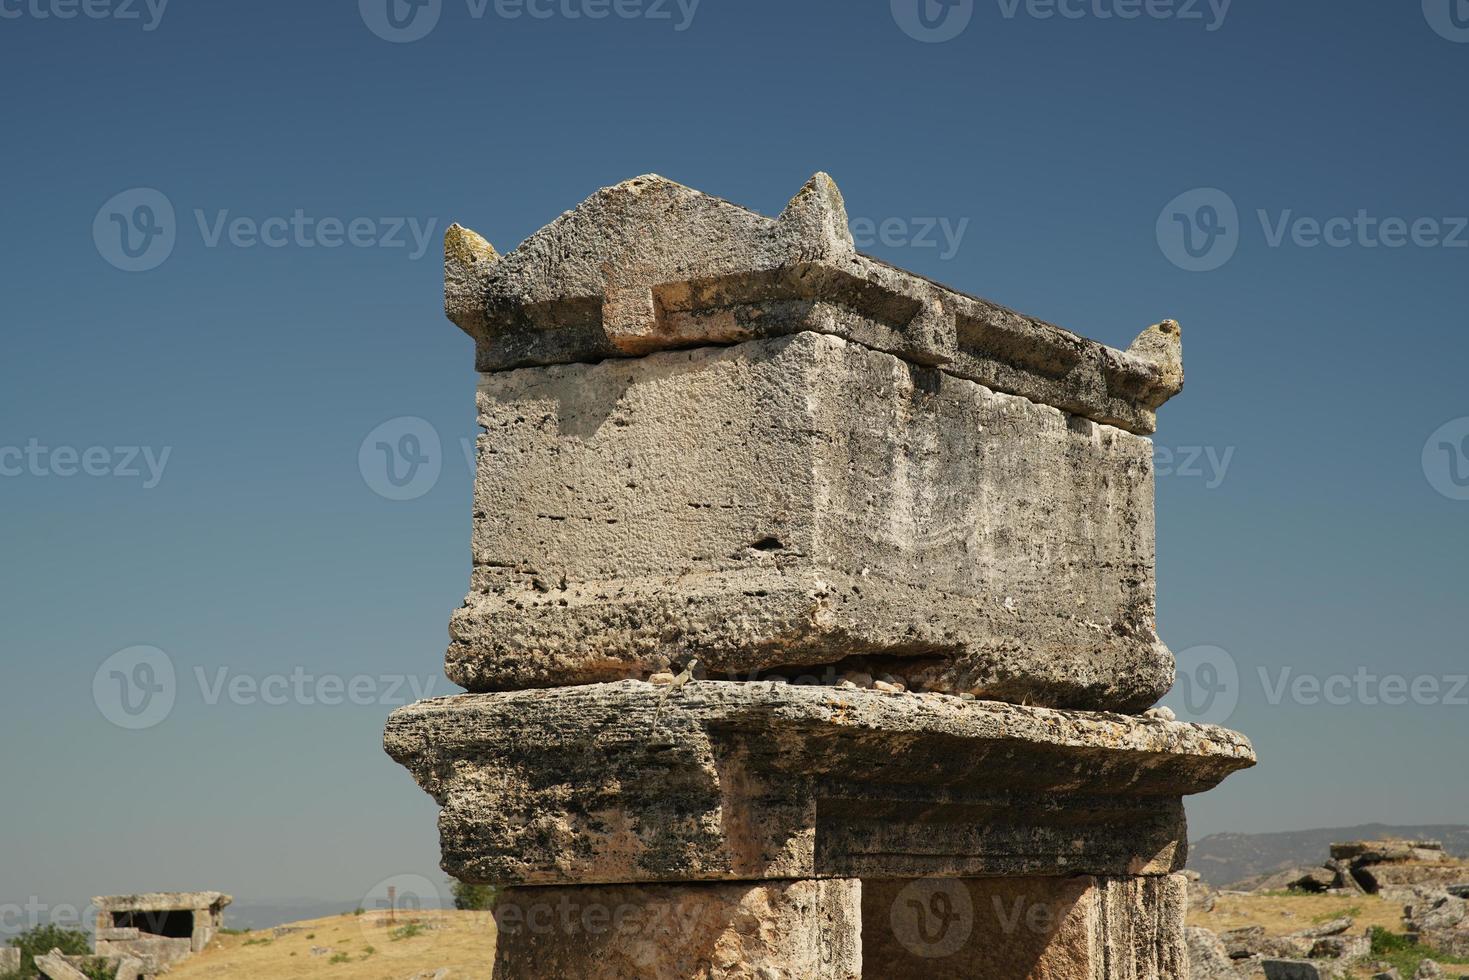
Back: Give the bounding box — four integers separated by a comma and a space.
1369, 926, 1469, 976
4, 923, 97, 978
450, 881, 498, 912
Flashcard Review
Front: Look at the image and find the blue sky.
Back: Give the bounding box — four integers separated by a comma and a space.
3, 0, 1468, 924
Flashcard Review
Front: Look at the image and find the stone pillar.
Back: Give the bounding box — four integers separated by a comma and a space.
387, 172, 1255, 979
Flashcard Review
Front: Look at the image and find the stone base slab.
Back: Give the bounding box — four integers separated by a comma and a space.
385, 683, 1253, 887
488, 874, 1187, 979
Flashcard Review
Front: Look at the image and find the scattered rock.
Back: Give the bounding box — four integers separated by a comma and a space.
1262, 959, 1338, 980
1306, 935, 1369, 960
1222, 925, 1267, 958
33, 949, 89, 980
1301, 916, 1354, 938
1415, 960, 1443, 979
1185, 926, 1240, 980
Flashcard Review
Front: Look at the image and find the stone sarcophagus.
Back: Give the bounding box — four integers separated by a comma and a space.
387, 173, 1253, 978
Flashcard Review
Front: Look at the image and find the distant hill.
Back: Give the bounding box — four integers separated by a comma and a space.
1189, 824, 1469, 887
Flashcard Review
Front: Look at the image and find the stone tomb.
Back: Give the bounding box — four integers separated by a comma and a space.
386, 173, 1255, 977
92, 891, 230, 974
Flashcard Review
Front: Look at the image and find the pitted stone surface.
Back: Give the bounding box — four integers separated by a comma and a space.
446, 173, 1183, 435
491, 879, 861, 980
450, 331, 1170, 712
863, 875, 1187, 979
384, 683, 1254, 886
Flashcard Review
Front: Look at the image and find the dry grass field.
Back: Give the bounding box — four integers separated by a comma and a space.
166, 909, 496, 980
1188, 890, 1406, 937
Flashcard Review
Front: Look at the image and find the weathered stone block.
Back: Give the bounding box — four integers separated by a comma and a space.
491, 879, 862, 979
450, 331, 1170, 712
32, 950, 88, 980
384, 683, 1253, 887
865, 874, 1185, 979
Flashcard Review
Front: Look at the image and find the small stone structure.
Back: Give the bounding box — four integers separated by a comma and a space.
0, 946, 19, 972
92, 891, 230, 974
386, 173, 1256, 977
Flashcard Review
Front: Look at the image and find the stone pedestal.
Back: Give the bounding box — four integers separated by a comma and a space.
386, 172, 1254, 978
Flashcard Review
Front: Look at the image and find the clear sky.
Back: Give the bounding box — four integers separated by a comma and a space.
3, 0, 1468, 929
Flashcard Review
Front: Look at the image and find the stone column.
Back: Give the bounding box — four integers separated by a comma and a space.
387, 172, 1255, 979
